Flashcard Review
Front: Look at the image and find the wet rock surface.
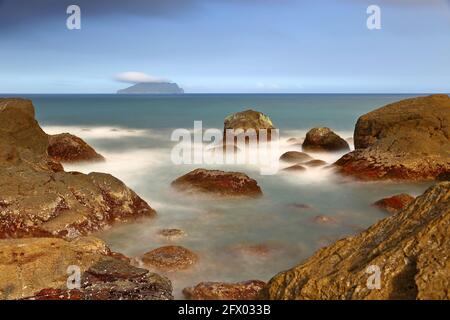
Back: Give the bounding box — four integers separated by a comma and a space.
335, 95, 450, 180
279, 151, 313, 164
141, 245, 199, 272
373, 194, 415, 214
171, 169, 263, 198
223, 109, 276, 143
261, 182, 450, 300
48, 133, 105, 163
183, 280, 266, 300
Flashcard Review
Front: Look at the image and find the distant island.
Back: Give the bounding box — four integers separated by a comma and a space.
117, 82, 184, 94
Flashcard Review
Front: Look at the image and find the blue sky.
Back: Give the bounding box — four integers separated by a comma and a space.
1, 0, 450, 93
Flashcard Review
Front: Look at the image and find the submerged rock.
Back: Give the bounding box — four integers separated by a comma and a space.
0, 98, 155, 239
223, 109, 276, 143
312, 215, 337, 225
48, 133, 105, 163
279, 151, 313, 164
281, 164, 307, 172
141, 245, 198, 272
171, 169, 263, 198
183, 280, 266, 300
303, 159, 328, 167
0, 237, 173, 300
302, 127, 350, 152
373, 194, 415, 214
157, 229, 186, 240
261, 182, 450, 300
335, 95, 450, 180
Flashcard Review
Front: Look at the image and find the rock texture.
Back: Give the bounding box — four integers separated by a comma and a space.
279, 151, 313, 164
302, 127, 350, 152
373, 194, 415, 214
0, 98, 155, 238
48, 133, 105, 163
141, 246, 198, 272
261, 182, 450, 300
183, 280, 266, 300
171, 169, 263, 198
223, 109, 276, 143
335, 95, 450, 180
0, 237, 172, 300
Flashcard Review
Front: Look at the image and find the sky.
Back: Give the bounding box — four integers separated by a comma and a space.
0, 0, 450, 93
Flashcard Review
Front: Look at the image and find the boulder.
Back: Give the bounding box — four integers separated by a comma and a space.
183, 280, 266, 300
261, 182, 450, 300
335, 95, 450, 180
373, 194, 415, 214
279, 151, 313, 164
48, 133, 105, 163
0, 98, 155, 239
223, 109, 276, 143
0, 237, 173, 300
171, 169, 262, 198
141, 246, 198, 272
302, 127, 350, 152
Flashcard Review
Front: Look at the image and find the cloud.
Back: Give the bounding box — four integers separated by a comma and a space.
115, 72, 169, 84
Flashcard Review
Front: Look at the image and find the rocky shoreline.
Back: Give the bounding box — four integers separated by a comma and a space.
0, 95, 449, 300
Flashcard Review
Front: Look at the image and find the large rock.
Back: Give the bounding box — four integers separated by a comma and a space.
0, 98, 155, 239
335, 95, 450, 180
302, 127, 350, 152
223, 109, 276, 143
48, 133, 105, 163
183, 280, 266, 300
261, 182, 450, 300
141, 246, 198, 272
171, 169, 263, 198
0, 237, 172, 300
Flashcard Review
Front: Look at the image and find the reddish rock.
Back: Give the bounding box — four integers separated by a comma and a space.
373, 194, 415, 214
141, 246, 198, 272
279, 151, 313, 164
183, 280, 266, 300
171, 169, 262, 198
302, 127, 350, 153
48, 133, 105, 163
30, 288, 84, 300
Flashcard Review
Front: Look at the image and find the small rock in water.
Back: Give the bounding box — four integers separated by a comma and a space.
289, 203, 312, 210
157, 229, 186, 240
303, 159, 328, 167
312, 215, 337, 225
227, 243, 273, 257
372, 194, 415, 214
141, 245, 198, 272
279, 151, 313, 163
183, 280, 266, 300
282, 164, 307, 172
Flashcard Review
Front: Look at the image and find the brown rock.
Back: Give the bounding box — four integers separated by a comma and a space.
281, 164, 307, 172
373, 194, 415, 214
48, 133, 105, 163
336, 95, 450, 180
302, 127, 350, 152
261, 182, 450, 300
228, 244, 273, 257
438, 172, 450, 181
157, 229, 186, 240
183, 280, 266, 300
0, 98, 155, 239
223, 109, 276, 144
312, 215, 337, 225
303, 159, 328, 167
141, 246, 198, 272
279, 151, 313, 164
171, 169, 262, 198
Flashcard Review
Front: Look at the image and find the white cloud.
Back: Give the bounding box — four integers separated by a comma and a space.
114, 71, 169, 84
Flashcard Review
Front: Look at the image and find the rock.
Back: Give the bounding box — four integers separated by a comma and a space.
183, 280, 266, 300
279, 151, 313, 164
48, 133, 105, 163
223, 109, 276, 143
312, 215, 337, 225
286, 137, 301, 145
261, 182, 450, 300
373, 194, 415, 214
336, 95, 450, 180
281, 164, 306, 172
302, 127, 350, 153
141, 246, 198, 272
171, 169, 262, 198
303, 159, 328, 167
289, 203, 312, 210
0, 236, 172, 300
0, 98, 155, 239
227, 244, 273, 258
437, 172, 450, 181
157, 229, 186, 240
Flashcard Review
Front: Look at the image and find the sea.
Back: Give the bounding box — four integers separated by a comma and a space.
12, 94, 433, 298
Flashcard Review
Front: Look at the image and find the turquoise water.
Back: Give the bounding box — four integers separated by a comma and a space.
16, 94, 431, 298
